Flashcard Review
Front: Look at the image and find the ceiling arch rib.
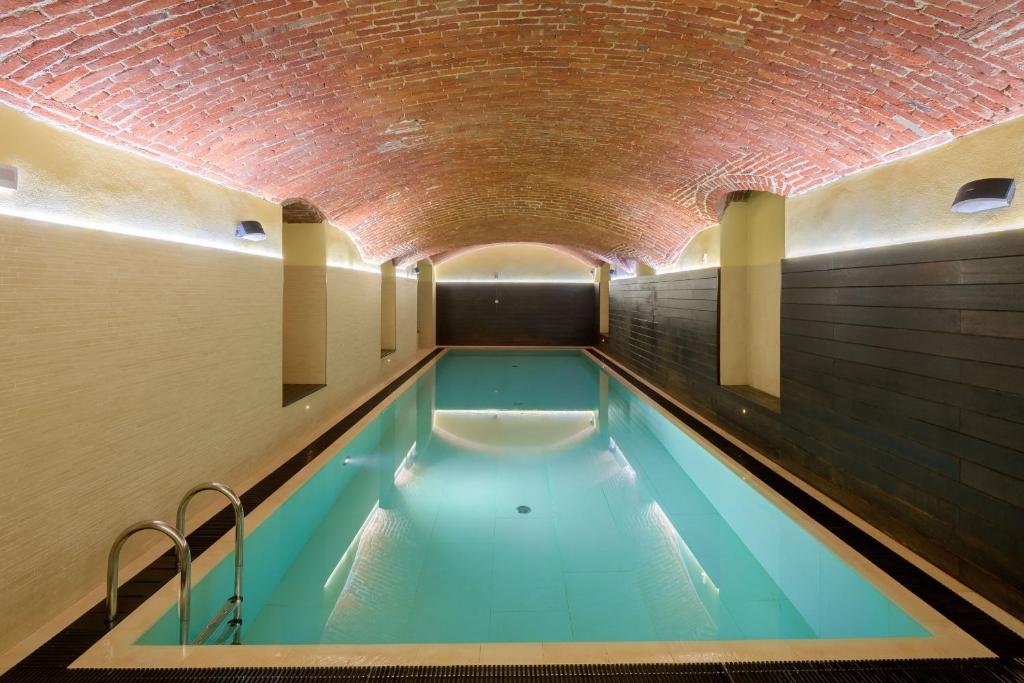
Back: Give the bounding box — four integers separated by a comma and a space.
1, 2, 1022, 265
431, 243, 604, 270
281, 198, 327, 224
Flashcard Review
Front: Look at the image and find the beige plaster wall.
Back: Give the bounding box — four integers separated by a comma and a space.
283, 223, 328, 385
435, 244, 594, 282
745, 194, 785, 397
283, 265, 327, 385
380, 261, 397, 353
598, 263, 610, 336
662, 224, 721, 272
788, 115, 1024, 257
0, 107, 418, 658
719, 193, 785, 397
283, 222, 328, 267
719, 200, 750, 387
0, 105, 281, 257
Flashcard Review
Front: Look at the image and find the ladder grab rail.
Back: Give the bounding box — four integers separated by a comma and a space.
106, 520, 191, 645
176, 482, 244, 644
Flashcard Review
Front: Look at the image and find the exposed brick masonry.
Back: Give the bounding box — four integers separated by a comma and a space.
1, 1, 1023, 266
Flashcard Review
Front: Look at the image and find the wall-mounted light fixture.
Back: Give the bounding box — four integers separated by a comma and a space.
0, 164, 18, 191
235, 220, 267, 241
951, 178, 1016, 213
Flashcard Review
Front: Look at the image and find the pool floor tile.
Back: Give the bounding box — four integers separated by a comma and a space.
488, 611, 573, 641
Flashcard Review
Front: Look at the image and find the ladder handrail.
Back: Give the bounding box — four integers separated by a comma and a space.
106, 520, 191, 645
176, 482, 244, 644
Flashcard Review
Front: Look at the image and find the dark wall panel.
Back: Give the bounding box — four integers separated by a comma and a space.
437, 282, 597, 346
601, 231, 1024, 617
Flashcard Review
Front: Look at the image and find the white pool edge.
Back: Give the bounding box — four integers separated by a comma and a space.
70, 346, 996, 668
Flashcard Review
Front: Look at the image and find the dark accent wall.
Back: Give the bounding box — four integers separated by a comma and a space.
603, 267, 784, 451
436, 282, 597, 346
601, 231, 1024, 617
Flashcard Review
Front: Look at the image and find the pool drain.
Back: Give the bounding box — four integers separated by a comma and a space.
516, 505, 531, 514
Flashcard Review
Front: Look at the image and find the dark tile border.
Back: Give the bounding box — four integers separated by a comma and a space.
5, 660, 1024, 682
4, 346, 1023, 683
585, 347, 1024, 658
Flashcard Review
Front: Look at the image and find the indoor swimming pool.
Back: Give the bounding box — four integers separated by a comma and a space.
133, 350, 934, 648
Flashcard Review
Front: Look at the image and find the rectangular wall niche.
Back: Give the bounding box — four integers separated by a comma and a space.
282, 222, 327, 406
380, 261, 397, 356
719, 191, 785, 408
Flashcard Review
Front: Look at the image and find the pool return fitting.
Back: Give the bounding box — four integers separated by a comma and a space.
105, 482, 244, 646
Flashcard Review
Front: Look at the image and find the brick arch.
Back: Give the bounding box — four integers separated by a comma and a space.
344, 179, 693, 268
431, 243, 605, 270
281, 198, 326, 224
1, 2, 1022, 264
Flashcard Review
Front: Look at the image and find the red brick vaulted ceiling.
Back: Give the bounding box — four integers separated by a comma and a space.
1, 2, 1023, 267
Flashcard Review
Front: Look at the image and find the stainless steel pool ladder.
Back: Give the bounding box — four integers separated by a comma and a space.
104, 482, 244, 646
177, 482, 244, 645
106, 520, 191, 645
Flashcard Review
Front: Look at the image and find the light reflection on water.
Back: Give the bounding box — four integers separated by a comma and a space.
140, 351, 928, 645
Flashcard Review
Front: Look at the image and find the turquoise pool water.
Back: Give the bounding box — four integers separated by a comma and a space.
141, 350, 928, 644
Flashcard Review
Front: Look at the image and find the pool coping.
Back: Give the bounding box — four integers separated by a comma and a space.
68, 347, 1005, 668
4, 346, 1022, 679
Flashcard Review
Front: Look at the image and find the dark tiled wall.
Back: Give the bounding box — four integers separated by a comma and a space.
601, 268, 783, 455
437, 282, 597, 346
601, 231, 1024, 617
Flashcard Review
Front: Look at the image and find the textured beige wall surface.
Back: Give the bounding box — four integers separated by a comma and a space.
435, 244, 594, 281
283, 265, 327, 385
0, 108, 420, 658
0, 214, 418, 658
719, 193, 785, 397
788, 115, 1024, 257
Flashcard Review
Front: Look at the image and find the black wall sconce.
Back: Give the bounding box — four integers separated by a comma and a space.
235, 220, 267, 241
951, 178, 1015, 213
0, 164, 18, 191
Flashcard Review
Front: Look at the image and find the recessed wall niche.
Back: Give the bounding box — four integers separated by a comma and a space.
281, 216, 328, 406
380, 260, 397, 356
719, 191, 785, 407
